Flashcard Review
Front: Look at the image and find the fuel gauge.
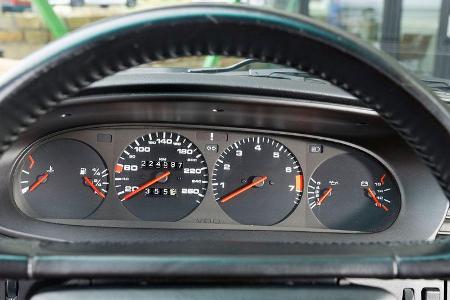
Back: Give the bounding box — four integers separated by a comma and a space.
17, 139, 109, 219
307, 152, 401, 232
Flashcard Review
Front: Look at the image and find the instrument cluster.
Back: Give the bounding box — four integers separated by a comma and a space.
13, 126, 402, 233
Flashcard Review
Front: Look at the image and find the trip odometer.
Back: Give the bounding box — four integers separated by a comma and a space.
212, 136, 304, 226
114, 132, 208, 221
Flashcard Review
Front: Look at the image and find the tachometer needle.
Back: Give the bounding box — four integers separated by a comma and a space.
220, 176, 268, 203
83, 176, 106, 199
367, 187, 389, 212
29, 172, 49, 192
317, 186, 333, 206
121, 171, 171, 202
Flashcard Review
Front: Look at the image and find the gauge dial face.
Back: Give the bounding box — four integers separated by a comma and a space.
307, 152, 401, 232
114, 132, 208, 221
17, 139, 109, 219
212, 136, 303, 226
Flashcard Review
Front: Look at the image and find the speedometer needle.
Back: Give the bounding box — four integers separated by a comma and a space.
29, 172, 49, 192
367, 187, 389, 212
121, 171, 171, 202
83, 176, 106, 199
220, 176, 268, 203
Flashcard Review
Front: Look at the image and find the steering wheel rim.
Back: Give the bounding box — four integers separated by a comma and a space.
0, 5, 449, 209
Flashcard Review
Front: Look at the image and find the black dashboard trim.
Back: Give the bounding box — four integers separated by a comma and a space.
78, 71, 359, 106
2, 238, 450, 280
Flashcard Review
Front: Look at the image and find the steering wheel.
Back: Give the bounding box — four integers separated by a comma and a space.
0, 4, 450, 279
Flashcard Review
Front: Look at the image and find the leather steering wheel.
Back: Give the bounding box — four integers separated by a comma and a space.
0, 4, 450, 279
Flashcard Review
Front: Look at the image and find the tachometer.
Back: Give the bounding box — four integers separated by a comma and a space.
307, 152, 401, 232
114, 132, 208, 221
212, 136, 303, 225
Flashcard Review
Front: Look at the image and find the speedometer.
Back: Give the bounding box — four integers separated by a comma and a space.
114, 132, 208, 221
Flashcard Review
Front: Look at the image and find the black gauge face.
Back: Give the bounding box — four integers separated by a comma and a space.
307, 152, 401, 232
114, 132, 208, 221
212, 136, 303, 225
17, 139, 109, 219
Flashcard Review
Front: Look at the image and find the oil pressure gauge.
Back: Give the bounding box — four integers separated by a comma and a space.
307, 152, 401, 232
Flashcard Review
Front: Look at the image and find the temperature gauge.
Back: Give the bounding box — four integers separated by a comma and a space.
307, 152, 401, 232
16, 139, 109, 219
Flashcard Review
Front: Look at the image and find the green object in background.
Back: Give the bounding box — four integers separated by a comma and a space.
203, 0, 241, 68
202, 55, 221, 68
32, 0, 69, 38
287, 0, 298, 13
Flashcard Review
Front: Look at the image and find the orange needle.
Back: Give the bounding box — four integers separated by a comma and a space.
317, 186, 333, 205
367, 187, 389, 212
380, 174, 386, 185
83, 176, 106, 199
121, 171, 171, 202
28, 155, 35, 170
29, 172, 49, 192
220, 176, 268, 203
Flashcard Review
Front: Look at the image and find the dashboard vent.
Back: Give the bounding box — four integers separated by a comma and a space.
438, 209, 450, 235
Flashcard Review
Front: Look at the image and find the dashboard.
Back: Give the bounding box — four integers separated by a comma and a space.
14, 126, 401, 234
0, 70, 447, 243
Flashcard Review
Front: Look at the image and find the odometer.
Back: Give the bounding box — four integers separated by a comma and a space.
212, 136, 304, 225
114, 132, 208, 221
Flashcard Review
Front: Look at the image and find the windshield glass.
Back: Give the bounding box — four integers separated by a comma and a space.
0, 0, 448, 82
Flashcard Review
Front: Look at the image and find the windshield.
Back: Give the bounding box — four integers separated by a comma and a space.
0, 0, 448, 81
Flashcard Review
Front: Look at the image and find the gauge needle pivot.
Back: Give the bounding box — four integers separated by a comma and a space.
317, 186, 333, 206
220, 176, 268, 203
83, 176, 106, 199
29, 172, 49, 192
367, 187, 389, 212
122, 171, 171, 202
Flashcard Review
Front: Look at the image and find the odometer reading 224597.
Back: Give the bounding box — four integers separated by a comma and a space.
114, 132, 208, 221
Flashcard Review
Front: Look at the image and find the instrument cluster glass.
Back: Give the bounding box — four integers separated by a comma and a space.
13, 127, 402, 233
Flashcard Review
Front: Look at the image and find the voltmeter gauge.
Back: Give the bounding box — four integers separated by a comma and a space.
307, 152, 401, 232
114, 132, 208, 221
